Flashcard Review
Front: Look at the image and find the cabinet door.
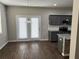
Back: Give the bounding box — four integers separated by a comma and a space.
49, 16, 61, 25
65, 15, 72, 25
48, 31, 51, 40
58, 37, 63, 53
64, 40, 70, 54
51, 32, 59, 42
49, 15, 72, 25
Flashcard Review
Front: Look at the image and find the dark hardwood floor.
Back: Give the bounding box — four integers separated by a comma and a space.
0, 42, 69, 59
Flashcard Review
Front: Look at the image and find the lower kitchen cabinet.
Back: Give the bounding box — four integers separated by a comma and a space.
57, 34, 70, 56
48, 31, 59, 42
58, 37, 63, 53
48, 31, 70, 42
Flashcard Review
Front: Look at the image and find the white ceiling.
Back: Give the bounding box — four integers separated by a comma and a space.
0, 0, 73, 7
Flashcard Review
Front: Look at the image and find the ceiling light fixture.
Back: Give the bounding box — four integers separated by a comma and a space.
53, 4, 57, 6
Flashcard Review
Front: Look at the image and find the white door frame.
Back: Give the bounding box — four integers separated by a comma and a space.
16, 15, 41, 40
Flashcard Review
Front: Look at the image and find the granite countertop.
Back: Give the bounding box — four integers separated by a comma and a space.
48, 25, 59, 31
57, 34, 71, 40
48, 25, 71, 31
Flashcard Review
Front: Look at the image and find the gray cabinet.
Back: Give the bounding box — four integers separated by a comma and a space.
49, 15, 72, 25
58, 37, 63, 53
48, 31, 59, 42
57, 34, 70, 56
48, 31, 70, 42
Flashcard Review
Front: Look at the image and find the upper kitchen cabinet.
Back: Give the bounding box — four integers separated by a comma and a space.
49, 15, 72, 25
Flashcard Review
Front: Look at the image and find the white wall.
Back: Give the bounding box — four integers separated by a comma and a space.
6, 6, 72, 41
0, 3, 8, 49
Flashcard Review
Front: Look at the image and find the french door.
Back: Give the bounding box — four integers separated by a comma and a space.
16, 16, 41, 40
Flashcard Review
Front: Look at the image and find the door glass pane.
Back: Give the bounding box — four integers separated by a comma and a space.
18, 17, 27, 39
31, 17, 39, 38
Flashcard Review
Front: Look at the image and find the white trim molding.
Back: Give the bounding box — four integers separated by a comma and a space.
0, 41, 8, 50
0, 39, 48, 50
8, 39, 48, 42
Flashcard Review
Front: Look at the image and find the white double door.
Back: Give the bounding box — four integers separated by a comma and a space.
16, 16, 41, 40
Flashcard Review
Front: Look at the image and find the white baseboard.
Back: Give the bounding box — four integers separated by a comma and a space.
0, 41, 8, 50
0, 39, 48, 49
8, 39, 49, 42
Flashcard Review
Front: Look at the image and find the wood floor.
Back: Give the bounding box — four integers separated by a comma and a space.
0, 42, 69, 59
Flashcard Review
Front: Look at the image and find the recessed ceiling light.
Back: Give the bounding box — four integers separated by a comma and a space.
53, 4, 57, 6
